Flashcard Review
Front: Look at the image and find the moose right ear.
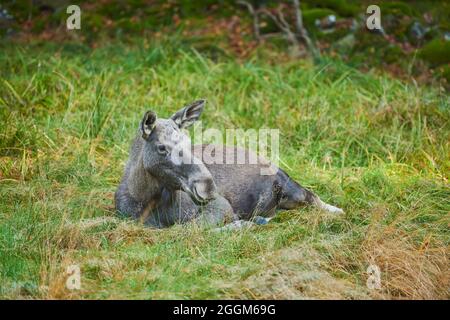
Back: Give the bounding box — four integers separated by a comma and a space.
140, 111, 157, 140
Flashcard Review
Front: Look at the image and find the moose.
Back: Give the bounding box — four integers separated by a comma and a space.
115, 100, 343, 229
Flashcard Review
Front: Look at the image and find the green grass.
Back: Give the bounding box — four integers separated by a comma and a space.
0, 39, 449, 299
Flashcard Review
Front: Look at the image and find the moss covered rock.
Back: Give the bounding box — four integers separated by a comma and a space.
418, 39, 450, 66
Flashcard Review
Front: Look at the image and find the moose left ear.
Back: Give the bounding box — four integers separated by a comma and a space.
171, 99, 205, 129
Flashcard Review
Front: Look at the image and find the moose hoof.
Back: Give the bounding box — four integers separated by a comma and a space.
253, 216, 272, 225
323, 203, 344, 214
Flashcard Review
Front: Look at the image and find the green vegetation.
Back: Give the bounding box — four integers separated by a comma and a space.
305, 0, 358, 17
379, 1, 419, 17
0, 39, 448, 299
418, 39, 450, 66
2, 0, 450, 86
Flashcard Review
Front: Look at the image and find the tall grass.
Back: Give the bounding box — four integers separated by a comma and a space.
0, 39, 448, 299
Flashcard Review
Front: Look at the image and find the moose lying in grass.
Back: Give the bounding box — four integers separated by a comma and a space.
115, 100, 343, 229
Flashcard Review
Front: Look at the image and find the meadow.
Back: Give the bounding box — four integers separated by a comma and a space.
0, 39, 448, 299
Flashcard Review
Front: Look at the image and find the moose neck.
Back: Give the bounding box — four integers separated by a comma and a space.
127, 153, 162, 203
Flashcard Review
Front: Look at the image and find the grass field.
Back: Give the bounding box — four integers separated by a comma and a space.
0, 39, 449, 299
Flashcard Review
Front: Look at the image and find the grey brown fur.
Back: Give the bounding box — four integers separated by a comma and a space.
115, 100, 343, 228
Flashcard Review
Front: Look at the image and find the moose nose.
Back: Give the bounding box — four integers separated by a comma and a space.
192, 178, 217, 202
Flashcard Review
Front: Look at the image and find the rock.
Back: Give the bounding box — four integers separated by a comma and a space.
315, 14, 337, 30
409, 21, 427, 42
253, 216, 271, 225
0, 5, 14, 37
445, 32, 450, 42
418, 38, 450, 66
0, 6, 14, 23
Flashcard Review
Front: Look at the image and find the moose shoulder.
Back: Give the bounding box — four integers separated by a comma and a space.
115, 100, 343, 228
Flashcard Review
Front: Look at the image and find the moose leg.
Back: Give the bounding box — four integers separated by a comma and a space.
313, 196, 344, 214
253, 180, 283, 219
165, 191, 236, 227
276, 168, 344, 214
195, 195, 236, 226
301, 188, 344, 214
115, 187, 169, 227
215, 182, 284, 231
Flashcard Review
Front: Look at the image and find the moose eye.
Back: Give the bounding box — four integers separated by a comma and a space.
157, 144, 168, 155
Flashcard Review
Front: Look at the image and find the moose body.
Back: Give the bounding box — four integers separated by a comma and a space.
115, 100, 343, 228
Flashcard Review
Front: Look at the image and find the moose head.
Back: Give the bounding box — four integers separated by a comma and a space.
139, 99, 216, 204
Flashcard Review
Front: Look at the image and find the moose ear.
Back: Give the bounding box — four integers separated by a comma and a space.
171, 99, 205, 129
140, 111, 157, 139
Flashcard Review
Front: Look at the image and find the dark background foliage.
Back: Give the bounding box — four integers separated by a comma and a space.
1, 0, 450, 86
